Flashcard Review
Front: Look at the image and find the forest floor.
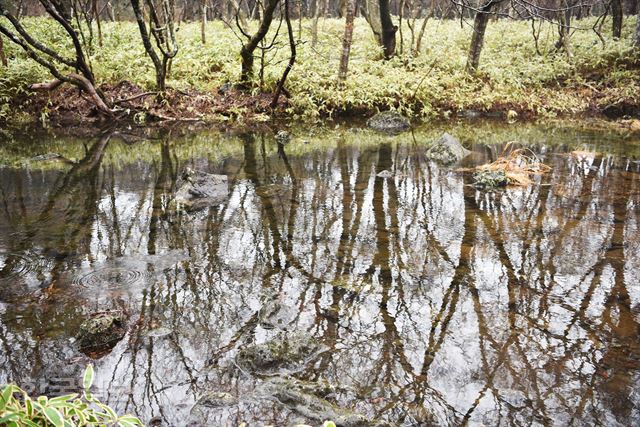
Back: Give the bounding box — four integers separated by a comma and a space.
0, 17, 639, 128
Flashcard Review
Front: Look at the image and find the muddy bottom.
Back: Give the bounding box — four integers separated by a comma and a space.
1, 121, 640, 426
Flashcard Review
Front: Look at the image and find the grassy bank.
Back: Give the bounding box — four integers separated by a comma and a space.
0, 16, 639, 124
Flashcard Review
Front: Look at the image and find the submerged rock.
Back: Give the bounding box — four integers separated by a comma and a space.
175, 168, 228, 209
195, 391, 238, 409
258, 294, 296, 330
367, 111, 411, 133
255, 183, 289, 198
427, 133, 471, 165
376, 170, 394, 179
473, 169, 509, 189
144, 326, 173, 338
76, 311, 126, 357
260, 377, 369, 427
236, 333, 326, 375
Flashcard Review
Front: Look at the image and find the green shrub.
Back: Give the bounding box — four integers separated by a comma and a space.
0, 365, 143, 427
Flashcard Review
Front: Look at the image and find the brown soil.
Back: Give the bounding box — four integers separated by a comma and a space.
4, 79, 639, 129
11, 80, 284, 127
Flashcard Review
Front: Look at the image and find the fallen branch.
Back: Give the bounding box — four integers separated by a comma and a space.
29, 79, 65, 91
27, 73, 114, 117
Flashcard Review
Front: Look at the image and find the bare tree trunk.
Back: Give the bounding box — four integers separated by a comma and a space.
361, 0, 383, 45
0, 34, 6, 67
297, 0, 302, 40
555, 6, 573, 57
612, 0, 623, 39
271, 0, 296, 108
413, 0, 435, 55
636, 9, 640, 47
240, 0, 280, 85
201, 0, 207, 44
379, 0, 396, 58
311, 0, 322, 46
130, 0, 178, 91
338, 0, 356, 80
398, 0, 404, 54
466, 0, 498, 72
92, 0, 103, 47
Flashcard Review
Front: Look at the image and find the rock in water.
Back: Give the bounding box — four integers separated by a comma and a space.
473, 169, 508, 189
235, 332, 326, 375
260, 377, 369, 427
175, 168, 228, 209
376, 170, 394, 179
367, 111, 411, 133
427, 133, 471, 165
76, 311, 126, 357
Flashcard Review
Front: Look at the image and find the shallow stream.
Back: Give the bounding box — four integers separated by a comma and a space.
1, 121, 640, 426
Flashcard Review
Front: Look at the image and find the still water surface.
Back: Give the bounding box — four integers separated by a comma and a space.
1, 122, 640, 426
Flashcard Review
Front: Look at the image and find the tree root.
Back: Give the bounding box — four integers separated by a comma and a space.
28, 73, 114, 117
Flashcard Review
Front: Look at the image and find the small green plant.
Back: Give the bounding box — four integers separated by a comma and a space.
0, 365, 143, 427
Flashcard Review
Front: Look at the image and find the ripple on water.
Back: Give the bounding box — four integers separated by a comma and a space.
0, 250, 53, 282
73, 265, 154, 289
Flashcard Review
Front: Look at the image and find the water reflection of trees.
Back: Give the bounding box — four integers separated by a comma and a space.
0, 134, 639, 425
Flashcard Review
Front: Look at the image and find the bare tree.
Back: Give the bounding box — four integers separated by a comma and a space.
611, 0, 622, 38
201, 0, 208, 43
338, 0, 356, 80
0, 0, 112, 114
271, 0, 296, 107
637, 8, 640, 47
130, 0, 178, 91
0, 34, 6, 67
361, 0, 396, 58
466, 0, 504, 72
239, 0, 280, 85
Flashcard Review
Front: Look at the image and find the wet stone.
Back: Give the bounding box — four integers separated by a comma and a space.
427, 133, 471, 165
195, 391, 238, 409
174, 168, 228, 209
255, 184, 289, 198
258, 294, 296, 330
473, 169, 509, 189
259, 377, 369, 427
76, 311, 126, 357
376, 170, 394, 179
144, 326, 173, 338
367, 111, 411, 134
236, 333, 326, 375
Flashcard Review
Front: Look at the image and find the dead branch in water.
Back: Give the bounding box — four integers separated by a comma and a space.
476, 142, 551, 186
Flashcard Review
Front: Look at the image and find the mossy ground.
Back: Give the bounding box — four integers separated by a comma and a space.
0, 15, 638, 124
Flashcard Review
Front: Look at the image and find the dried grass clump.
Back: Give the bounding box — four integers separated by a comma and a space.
476, 142, 551, 186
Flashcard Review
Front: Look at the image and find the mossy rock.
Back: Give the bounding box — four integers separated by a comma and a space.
473, 169, 509, 189
236, 333, 326, 375
260, 377, 370, 427
76, 311, 126, 356
426, 133, 471, 165
367, 111, 411, 134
